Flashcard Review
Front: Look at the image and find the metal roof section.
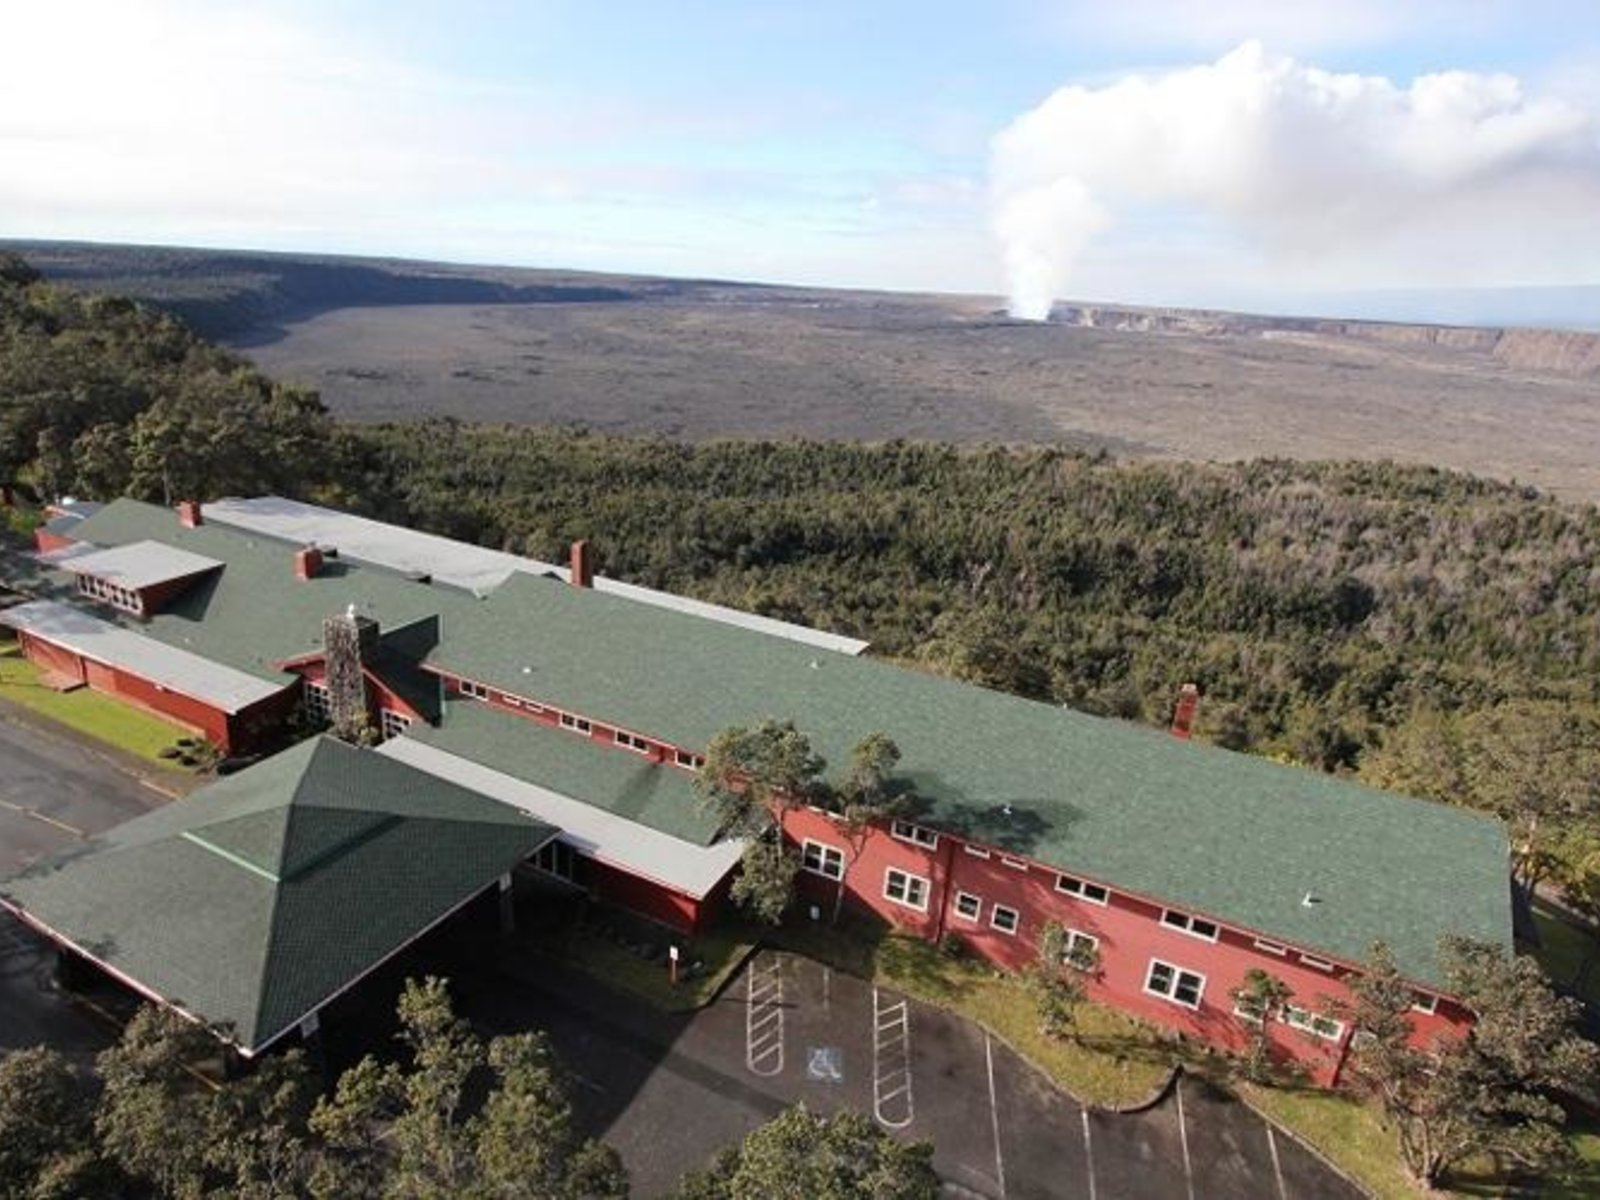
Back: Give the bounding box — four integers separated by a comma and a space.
378, 736, 745, 899
0, 599, 284, 713
203, 495, 870, 655
34, 542, 102, 566
58, 540, 223, 590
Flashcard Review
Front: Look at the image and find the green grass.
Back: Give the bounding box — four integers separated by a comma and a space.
0, 642, 192, 768
551, 919, 757, 1012
1241, 1082, 1420, 1200
1531, 900, 1600, 1008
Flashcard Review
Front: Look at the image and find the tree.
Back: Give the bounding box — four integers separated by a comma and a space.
1228, 968, 1293, 1083
1026, 921, 1098, 1040
672, 1105, 937, 1200
1342, 939, 1600, 1189
696, 719, 826, 836
0, 1046, 110, 1199
729, 838, 802, 926
311, 976, 625, 1200
828, 732, 909, 923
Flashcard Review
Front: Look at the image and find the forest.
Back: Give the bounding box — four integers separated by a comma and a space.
3, 249, 1598, 889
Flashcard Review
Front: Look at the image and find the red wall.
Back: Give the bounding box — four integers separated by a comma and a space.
781, 806, 1469, 1086
33, 529, 73, 553
587, 857, 706, 935
17, 632, 85, 683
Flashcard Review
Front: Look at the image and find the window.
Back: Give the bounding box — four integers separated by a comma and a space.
1061, 929, 1099, 969
1253, 938, 1288, 957
614, 730, 651, 754
1284, 1006, 1344, 1041
1160, 909, 1220, 942
458, 679, 487, 700
533, 839, 577, 881
962, 845, 991, 859
1411, 993, 1438, 1016
1056, 874, 1110, 905
1234, 994, 1268, 1024
675, 749, 702, 771
883, 868, 929, 912
558, 712, 592, 735
302, 679, 332, 725
1144, 959, 1205, 1009
954, 892, 982, 922
991, 905, 1021, 935
1299, 955, 1335, 972
999, 856, 1029, 872
801, 840, 845, 880
379, 708, 411, 741
889, 820, 939, 850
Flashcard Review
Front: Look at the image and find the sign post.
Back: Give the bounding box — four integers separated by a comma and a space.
668, 944, 680, 986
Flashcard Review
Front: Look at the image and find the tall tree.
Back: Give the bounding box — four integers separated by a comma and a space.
828, 732, 909, 923
0, 1046, 111, 1199
1228, 968, 1293, 1083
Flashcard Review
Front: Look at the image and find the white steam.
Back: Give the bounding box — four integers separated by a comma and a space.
990, 42, 1600, 320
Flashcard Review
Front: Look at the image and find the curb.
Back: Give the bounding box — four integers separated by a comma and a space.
1232, 1085, 1382, 1200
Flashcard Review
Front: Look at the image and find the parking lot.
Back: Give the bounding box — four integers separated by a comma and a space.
476, 948, 1366, 1199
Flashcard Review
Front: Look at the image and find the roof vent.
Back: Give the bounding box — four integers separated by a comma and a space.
1302, 891, 1321, 907
808, 659, 820, 670
1000, 803, 1014, 817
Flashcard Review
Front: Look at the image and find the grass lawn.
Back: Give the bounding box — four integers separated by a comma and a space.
549, 916, 757, 1012
1531, 899, 1600, 1008
0, 642, 192, 768
1240, 1082, 1420, 1200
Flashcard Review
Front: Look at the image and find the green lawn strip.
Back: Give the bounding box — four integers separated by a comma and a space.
0, 642, 192, 768
552, 920, 757, 1012
1239, 1082, 1422, 1200
1530, 900, 1600, 1008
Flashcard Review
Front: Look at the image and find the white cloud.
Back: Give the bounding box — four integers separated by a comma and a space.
990, 42, 1600, 318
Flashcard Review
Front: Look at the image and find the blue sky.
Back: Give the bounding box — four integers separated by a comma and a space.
4, 1, 1599, 313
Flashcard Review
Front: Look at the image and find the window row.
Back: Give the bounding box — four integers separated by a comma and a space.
76, 574, 142, 615
952, 890, 1022, 934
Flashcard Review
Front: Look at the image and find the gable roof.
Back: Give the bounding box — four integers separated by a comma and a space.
0, 737, 555, 1052
429, 570, 1513, 991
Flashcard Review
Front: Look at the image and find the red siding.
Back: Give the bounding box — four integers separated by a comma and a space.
587, 857, 706, 935
137, 569, 215, 616
33, 529, 74, 553
17, 632, 85, 683
780, 807, 1470, 1086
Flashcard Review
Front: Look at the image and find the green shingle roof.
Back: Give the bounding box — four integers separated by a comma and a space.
430, 572, 1513, 991
406, 699, 721, 845
0, 737, 554, 1052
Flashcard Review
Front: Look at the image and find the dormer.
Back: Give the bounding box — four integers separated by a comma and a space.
62, 541, 223, 618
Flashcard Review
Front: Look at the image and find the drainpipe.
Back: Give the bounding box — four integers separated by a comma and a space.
931, 832, 960, 945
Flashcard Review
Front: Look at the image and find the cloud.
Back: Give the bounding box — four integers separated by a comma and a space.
989, 42, 1600, 319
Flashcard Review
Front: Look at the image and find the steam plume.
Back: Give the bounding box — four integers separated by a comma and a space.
990, 42, 1600, 320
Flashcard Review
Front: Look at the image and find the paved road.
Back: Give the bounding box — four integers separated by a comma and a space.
472, 949, 1366, 1200
0, 709, 173, 877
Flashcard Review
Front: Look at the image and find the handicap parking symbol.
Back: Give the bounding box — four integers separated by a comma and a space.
807, 1046, 844, 1083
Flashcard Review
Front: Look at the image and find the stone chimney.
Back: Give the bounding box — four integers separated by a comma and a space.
177, 500, 203, 528
1170, 683, 1200, 740
322, 606, 380, 741
570, 539, 594, 589
294, 546, 324, 581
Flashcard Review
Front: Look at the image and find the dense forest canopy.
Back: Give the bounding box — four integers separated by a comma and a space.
3, 250, 1598, 877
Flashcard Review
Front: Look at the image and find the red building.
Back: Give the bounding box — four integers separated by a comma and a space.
0, 495, 1512, 1085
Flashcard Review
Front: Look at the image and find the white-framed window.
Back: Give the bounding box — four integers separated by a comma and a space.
558, 712, 592, 735
1061, 928, 1099, 968
991, 905, 1021, 935
614, 730, 651, 754
889, 819, 939, 850
674, 749, 702, 771
801, 839, 845, 880
380, 708, 411, 741
1160, 909, 1220, 942
1284, 1006, 1344, 1041
883, 868, 929, 912
1144, 959, 1205, 1009
1299, 955, 1335, 972
954, 892, 982, 922
1234, 993, 1269, 1024
458, 679, 487, 700
999, 856, 1029, 872
302, 679, 332, 725
1411, 993, 1438, 1015
1056, 874, 1110, 905
1253, 938, 1288, 957
962, 844, 991, 859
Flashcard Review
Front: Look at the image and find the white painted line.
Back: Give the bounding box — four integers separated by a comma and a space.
822, 965, 831, 1014
1266, 1125, 1289, 1200
871, 987, 915, 1129
1175, 1074, 1196, 1200
745, 954, 785, 1078
1081, 1110, 1098, 1200
984, 1034, 1007, 1200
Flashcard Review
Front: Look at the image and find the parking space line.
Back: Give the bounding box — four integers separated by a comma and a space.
984, 1034, 1007, 1199
0, 797, 85, 839
1081, 1110, 1097, 1200
745, 953, 785, 1077
871, 987, 914, 1129
1266, 1125, 1289, 1200
1175, 1074, 1196, 1200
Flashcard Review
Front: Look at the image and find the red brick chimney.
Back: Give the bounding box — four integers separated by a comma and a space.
293, 546, 324, 581
177, 500, 203, 528
570, 539, 594, 589
1171, 683, 1200, 740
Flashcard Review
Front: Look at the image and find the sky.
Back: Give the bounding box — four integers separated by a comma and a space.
3, 1, 1600, 316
